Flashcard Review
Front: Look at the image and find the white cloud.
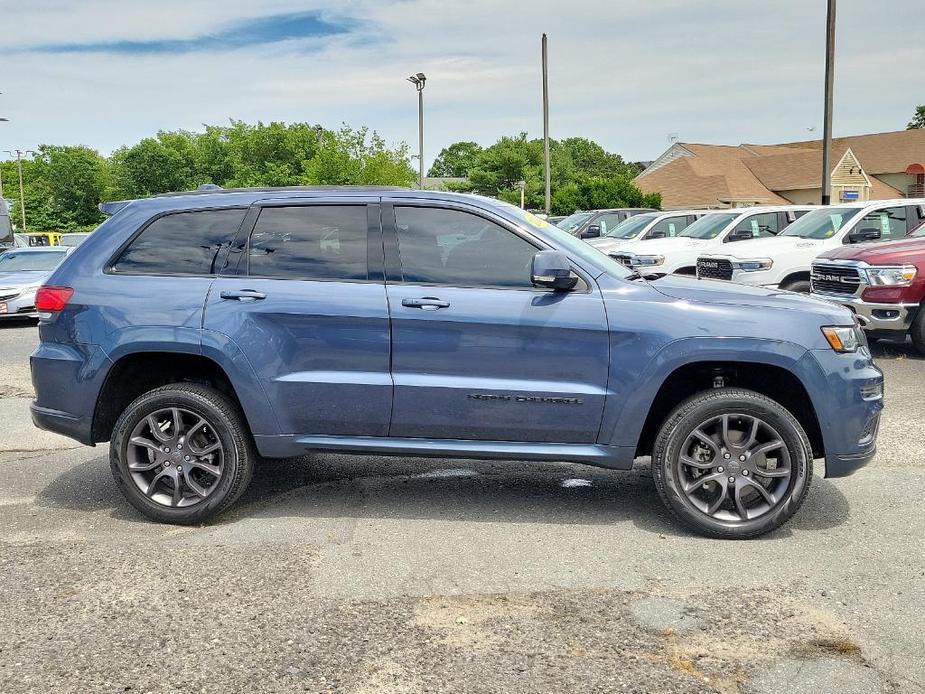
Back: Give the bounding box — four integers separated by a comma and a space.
0, 0, 922, 170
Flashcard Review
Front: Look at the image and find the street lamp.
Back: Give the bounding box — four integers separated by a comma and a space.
3, 149, 36, 232
516, 180, 526, 209
407, 72, 426, 189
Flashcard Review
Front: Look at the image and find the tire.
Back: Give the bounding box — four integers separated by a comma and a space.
911, 306, 925, 356
780, 279, 810, 294
651, 388, 812, 539
110, 383, 255, 524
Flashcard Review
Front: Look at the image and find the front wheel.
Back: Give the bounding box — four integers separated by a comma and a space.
110, 384, 255, 524
652, 388, 812, 539
911, 306, 925, 356
780, 279, 810, 293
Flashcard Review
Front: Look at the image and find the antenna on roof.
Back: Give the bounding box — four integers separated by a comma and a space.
197, 184, 222, 192
668, 133, 679, 144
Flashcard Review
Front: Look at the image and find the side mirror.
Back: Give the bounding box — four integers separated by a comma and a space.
847, 227, 881, 244
648, 230, 667, 239
531, 250, 578, 290
580, 224, 601, 239
727, 228, 754, 242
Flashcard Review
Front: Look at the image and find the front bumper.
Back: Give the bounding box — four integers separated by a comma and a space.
805, 348, 883, 477
812, 292, 918, 333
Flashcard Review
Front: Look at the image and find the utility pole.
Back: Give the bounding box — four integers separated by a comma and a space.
407, 72, 427, 188
4, 149, 33, 232
542, 34, 551, 215
821, 0, 836, 205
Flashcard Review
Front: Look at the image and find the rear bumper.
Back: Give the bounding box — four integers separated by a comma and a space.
812, 291, 918, 333
825, 447, 877, 478
30, 342, 111, 445
30, 403, 94, 445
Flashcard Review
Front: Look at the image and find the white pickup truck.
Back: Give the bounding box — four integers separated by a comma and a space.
696, 199, 925, 292
585, 210, 715, 256
609, 205, 813, 276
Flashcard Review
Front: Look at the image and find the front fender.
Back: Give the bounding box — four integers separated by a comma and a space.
599, 336, 814, 450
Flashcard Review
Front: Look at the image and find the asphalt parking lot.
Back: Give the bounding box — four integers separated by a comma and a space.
1, 321, 923, 694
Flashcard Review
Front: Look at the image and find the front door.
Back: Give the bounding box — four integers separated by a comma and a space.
203, 199, 393, 436
382, 200, 610, 443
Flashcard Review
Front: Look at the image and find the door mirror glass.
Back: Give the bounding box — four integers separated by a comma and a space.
531, 250, 578, 290
648, 230, 667, 239
727, 228, 754, 242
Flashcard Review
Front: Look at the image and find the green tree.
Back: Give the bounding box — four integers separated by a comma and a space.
428, 141, 482, 177
908, 105, 925, 129
451, 133, 656, 214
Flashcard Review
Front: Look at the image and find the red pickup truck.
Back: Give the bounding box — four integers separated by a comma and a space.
810, 224, 925, 353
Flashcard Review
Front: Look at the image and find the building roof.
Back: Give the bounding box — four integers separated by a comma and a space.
637, 128, 925, 209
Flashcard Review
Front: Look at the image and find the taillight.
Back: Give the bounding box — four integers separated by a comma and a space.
35, 286, 74, 312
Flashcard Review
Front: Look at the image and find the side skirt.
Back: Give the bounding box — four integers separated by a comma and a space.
253, 434, 635, 470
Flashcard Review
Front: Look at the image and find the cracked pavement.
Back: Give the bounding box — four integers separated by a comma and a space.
0, 322, 923, 693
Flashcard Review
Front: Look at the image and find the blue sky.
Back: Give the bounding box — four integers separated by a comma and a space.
0, 0, 922, 170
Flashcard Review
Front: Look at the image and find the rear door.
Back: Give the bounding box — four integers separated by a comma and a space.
382, 199, 610, 443
203, 198, 392, 436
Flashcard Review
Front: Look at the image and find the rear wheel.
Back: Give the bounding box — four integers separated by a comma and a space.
780, 279, 810, 293
652, 388, 812, 539
110, 384, 255, 524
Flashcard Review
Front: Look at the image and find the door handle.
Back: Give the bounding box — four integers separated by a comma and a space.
220, 289, 266, 302
401, 297, 450, 310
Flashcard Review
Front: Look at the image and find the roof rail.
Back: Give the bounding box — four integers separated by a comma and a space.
152, 184, 410, 198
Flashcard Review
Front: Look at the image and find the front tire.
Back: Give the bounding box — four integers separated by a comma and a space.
110, 384, 255, 524
780, 279, 810, 293
652, 388, 812, 539
911, 306, 925, 356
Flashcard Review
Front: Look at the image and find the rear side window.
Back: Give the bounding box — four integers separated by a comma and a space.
113, 209, 246, 275
247, 205, 368, 280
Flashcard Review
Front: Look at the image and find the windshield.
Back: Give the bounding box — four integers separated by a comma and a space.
780, 206, 861, 239
0, 251, 66, 272
604, 214, 657, 239
556, 212, 592, 232
679, 213, 738, 239
503, 205, 634, 278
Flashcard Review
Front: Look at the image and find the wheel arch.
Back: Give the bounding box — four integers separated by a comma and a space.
92, 343, 279, 444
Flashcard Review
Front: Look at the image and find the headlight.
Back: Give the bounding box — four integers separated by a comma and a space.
731, 258, 773, 271
821, 325, 862, 353
863, 265, 917, 286
631, 255, 664, 267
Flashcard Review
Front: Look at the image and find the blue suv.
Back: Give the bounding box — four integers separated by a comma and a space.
30, 187, 883, 538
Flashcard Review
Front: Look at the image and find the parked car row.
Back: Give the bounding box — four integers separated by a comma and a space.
556, 208, 654, 239
0, 247, 74, 320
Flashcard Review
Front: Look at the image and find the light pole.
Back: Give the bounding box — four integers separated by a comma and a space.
407, 72, 426, 189
542, 34, 550, 215
821, 0, 836, 205
4, 149, 36, 232
517, 180, 526, 209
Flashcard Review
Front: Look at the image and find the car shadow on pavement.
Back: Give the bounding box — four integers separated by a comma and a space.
36, 453, 851, 538
869, 337, 923, 360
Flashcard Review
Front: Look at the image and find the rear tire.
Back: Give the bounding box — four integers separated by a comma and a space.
110, 383, 255, 524
652, 388, 812, 539
911, 306, 925, 356
780, 279, 810, 293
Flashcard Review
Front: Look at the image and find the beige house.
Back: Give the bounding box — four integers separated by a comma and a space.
636, 129, 925, 209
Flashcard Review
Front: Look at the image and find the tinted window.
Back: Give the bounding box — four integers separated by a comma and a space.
248, 206, 368, 280
114, 209, 245, 275
395, 206, 538, 287
595, 213, 624, 235
649, 215, 691, 238
732, 212, 781, 239
856, 206, 907, 242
